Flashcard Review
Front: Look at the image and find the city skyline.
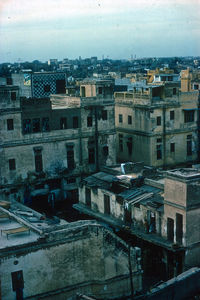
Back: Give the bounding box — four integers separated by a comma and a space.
0, 0, 200, 63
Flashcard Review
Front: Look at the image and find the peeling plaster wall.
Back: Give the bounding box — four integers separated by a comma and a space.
0, 224, 142, 299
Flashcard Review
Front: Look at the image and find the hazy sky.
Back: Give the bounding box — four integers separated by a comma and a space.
0, 0, 200, 63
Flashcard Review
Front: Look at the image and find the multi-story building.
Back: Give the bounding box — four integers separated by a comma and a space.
115, 80, 199, 167
0, 79, 116, 207
76, 166, 200, 283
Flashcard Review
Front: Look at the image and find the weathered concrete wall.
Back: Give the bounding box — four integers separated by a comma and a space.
164, 178, 187, 207
115, 86, 198, 167
79, 186, 123, 220
0, 222, 142, 299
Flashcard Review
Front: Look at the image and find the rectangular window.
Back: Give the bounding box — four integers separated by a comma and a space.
187, 141, 192, 156
104, 194, 110, 214
32, 118, 40, 133
157, 116, 161, 126
88, 147, 95, 164
87, 116, 92, 127
85, 188, 91, 207
67, 147, 75, 170
11, 270, 24, 291
9, 159, 16, 171
127, 137, 133, 155
73, 116, 79, 128
170, 142, 175, 153
128, 115, 132, 125
23, 119, 31, 134
119, 134, 123, 152
119, 114, 123, 123
157, 138, 162, 143
81, 86, 85, 97
176, 213, 183, 245
184, 110, 195, 123
102, 110, 107, 120
170, 110, 174, 120
35, 153, 43, 172
103, 145, 109, 156
157, 144, 162, 160
167, 218, 174, 242
60, 117, 67, 129
173, 88, 177, 95
11, 91, 16, 100
7, 119, 14, 130
42, 118, 49, 132
98, 87, 103, 94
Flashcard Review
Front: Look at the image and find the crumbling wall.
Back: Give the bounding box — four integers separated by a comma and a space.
0, 223, 142, 299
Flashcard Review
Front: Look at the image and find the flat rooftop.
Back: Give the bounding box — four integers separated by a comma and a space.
0, 200, 68, 251
165, 168, 200, 181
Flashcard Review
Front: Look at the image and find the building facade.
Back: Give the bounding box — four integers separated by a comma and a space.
76, 166, 200, 282
0, 202, 142, 299
115, 81, 199, 167
0, 79, 116, 206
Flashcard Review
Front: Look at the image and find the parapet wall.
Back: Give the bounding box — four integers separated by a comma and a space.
0, 221, 142, 300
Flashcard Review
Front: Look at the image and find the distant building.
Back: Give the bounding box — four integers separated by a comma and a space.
147, 68, 180, 83
47, 58, 58, 66
11, 71, 67, 98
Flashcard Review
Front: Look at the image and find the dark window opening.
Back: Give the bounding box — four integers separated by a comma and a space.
9, 159, 16, 171
44, 84, 51, 92
128, 115, 132, 125
56, 79, 65, 94
119, 134, 123, 152
157, 144, 162, 160
103, 145, 109, 156
81, 86, 86, 97
119, 114, 123, 123
98, 87, 103, 94
88, 147, 95, 164
85, 188, 91, 207
87, 116, 92, 127
176, 213, 183, 245
170, 110, 174, 120
157, 116, 161, 126
11, 270, 24, 292
167, 218, 174, 242
187, 140, 192, 156
11, 91, 16, 100
102, 110, 107, 120
60, 117, 67, 129
7, 77, 12, 85
184, 110, 194, 123
73, 116, 79, 129
67, 148, 75, 170
7, 119, 14, 130
127, 137, 133, 155
157, 138, 162, 143
173, 88, 177, 95
23, 119, 31, 134
32, 118, 40, 133
104, 194, 110, 214
42, 118, 49, 132
35, 153, 43, 173
170, 142, 175, 153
